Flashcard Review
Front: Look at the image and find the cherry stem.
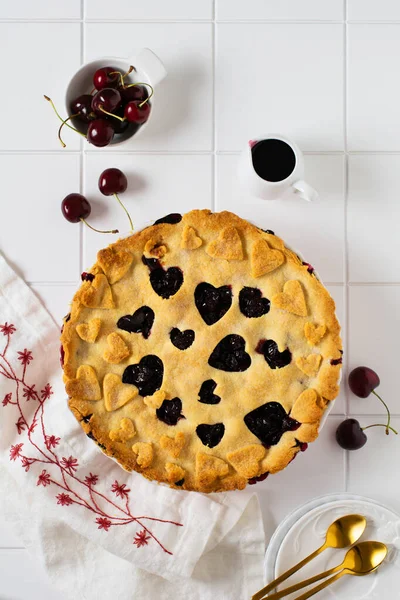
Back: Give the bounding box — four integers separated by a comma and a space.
362, 423, 398, 435
110, 65, 134, 88
58, 113, 79, 148
81, 219, 118, 235
44, 96, 86, 139
114, 194, 133, 231
124, 82, 154, 107
98, 105, 125, 122
372, 390, 392, 434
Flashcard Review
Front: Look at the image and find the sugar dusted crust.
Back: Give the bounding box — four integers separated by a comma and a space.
61, 210, 342, 493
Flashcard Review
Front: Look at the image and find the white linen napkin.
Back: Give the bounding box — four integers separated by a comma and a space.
0, 252, 265, 598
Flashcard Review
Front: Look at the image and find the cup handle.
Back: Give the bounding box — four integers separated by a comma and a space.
131, 48, 167, 87
292, 179, 318, 202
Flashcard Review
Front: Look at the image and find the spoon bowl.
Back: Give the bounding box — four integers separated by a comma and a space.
344, 540, 388, 574
325, 514, 367, 548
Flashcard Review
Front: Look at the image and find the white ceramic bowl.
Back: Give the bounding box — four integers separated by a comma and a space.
64, 48, 167, 146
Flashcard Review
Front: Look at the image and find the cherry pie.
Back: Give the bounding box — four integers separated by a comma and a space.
61, 210, 342, 493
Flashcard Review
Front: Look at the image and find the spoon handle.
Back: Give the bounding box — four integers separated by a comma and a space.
262, 566, 342, 600
252, 545, 325, 600
293, 571, 346, 600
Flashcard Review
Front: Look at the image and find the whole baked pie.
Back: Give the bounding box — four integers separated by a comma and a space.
61, 210, 342, 493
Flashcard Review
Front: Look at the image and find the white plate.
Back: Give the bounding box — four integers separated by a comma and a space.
264, 493, 400, 599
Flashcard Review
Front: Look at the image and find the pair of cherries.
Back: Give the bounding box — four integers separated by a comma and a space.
62, 168, 133, 233
45, 65, 152, 148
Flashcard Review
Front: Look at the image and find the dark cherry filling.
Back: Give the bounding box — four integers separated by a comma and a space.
156, 398, 185, 426
170, 327, 195, 350
154, 213, 182, 225
175, 479, 184, 486
81, 271, 95, 282
331, 358, 343, 366
262, 229, 275, 235
196, 423, 225, 448
82, 414, 93, 424
294, 439, 309, 452
256, 339, 292, 369
244, 402, 300, 446
248, 472, 269, 485
194, 282, 232, 325
122, 355, 163, 396
117, 306, 155, 339
209, 334, 251, 372
198, 379, 221, 405
302, 262, 315, 274
150, 267, 183, 299
64, 313, 71, 323
60, 345, 65, 367
239, 287, 270, 318
142, 255, 162, 271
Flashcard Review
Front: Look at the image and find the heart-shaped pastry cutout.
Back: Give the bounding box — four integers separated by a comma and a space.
181, 225, 202, 250
156, 398, 185, 426
196, 423, 225, 448
272, 280, 307, 316
132, 442, 153, 468
165, 463, 185, 483
160, 432, 185, 458
65, 365, 101, 401
239, 286, 270, 318
76, 318, 101, 343
195, 282, 232, 325
97, 247, 133, 284
118, 306, 155, 339
291, 389, 327, 423
109, 417, 136, 442
144, 238, 167, 258
170, 327, 195, 350
227, 444, 266, 478
304, 322, 327, 346
209, 334, 251, 372
296, 354, 322, 377
195, 453, 229, 488
103, 333, 130, 364
251, 239, 285, 277
244, 402, 300, 446
80, 274, 114, 309
206, 226, 243, 260
150, 267, 184, 299
123, 355, 164, 397
104, 373, 138, 412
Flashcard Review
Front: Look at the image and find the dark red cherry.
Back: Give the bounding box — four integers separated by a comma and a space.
93, 66, 120, 91
105, 104, 135, 135
156, 398, 185, 426
336, 418, 367, 450
91, 88, 121, 116
87, 119, 114, 147
70, 94, 95, 123
120, 84, 148, 104
124, 100, 151, 124
98, 168, 127, 196
349, 366, 380, 398
61, 193, 91, 223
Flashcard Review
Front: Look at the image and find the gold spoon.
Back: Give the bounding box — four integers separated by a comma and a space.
264, 541, 388, 600
252, 514, 367, 600
292, 541, 387, 600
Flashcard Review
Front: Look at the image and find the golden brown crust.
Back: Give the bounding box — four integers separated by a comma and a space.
61, 210, 342, 493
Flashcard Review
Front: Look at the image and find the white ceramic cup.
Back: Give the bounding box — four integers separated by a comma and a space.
239, 134, 318, 202
65, 48, 167, 145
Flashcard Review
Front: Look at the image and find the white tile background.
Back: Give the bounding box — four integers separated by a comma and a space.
1, 1, 400, 598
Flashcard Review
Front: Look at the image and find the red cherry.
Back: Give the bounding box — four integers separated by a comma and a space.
87, 119, 114, 147
98, 168, 128, 196
91, 88, 121, 116
93, 67, 120, 91
124, 100, 151, 124
61, 193, 91, 223
336, 419, 367, 450
349, 366, 380, 398
70, 94, 95, 123
120, 84, 148, 104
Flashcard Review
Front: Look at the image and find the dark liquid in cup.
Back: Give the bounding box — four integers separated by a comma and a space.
251, 139, 296, 182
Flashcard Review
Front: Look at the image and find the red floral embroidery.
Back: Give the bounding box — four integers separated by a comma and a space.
28, 418, 37, 434
22, 385, 37, 401
85, 473, 99, 486
133, 530, 150, 548
21, 456, 35, 472
17, 349, 33, 366
10, 443, 23, 461
0, 323, 16, 336
37, 470, 51, 487
96, 517, 112, 531
60, 456, 79, 474
45, 435, 60, 449
56, 493, 73, 506
2, 392, 12, 406
40, 383, 53, 401
111, 480, 131, 499
16, 416, 26, 434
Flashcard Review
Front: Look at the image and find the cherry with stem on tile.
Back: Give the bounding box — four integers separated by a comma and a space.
98, 168, 133, 231
61, 193, 118, 234
91, 88, 125, 121
336, 366, 398, 450
124, 83, 154, 124
70, 94, 96, 123
87, 119, 115, 147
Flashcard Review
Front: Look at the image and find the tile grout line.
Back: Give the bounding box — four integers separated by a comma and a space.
211, 0, 216, 212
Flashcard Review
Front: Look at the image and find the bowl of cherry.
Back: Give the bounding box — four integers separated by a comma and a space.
48, 48, 166, 148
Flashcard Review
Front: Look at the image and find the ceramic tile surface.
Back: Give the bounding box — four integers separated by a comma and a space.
1, 1, 400, 597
